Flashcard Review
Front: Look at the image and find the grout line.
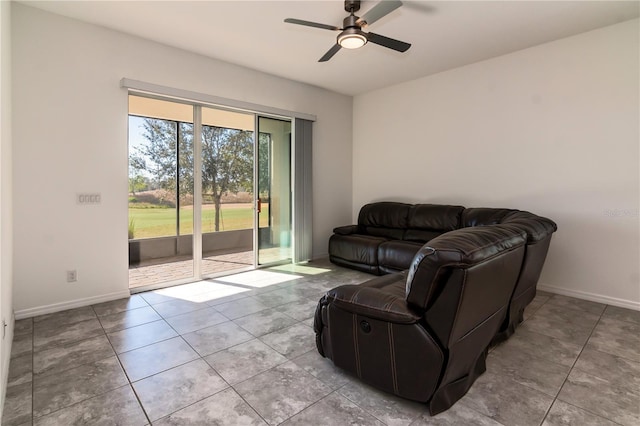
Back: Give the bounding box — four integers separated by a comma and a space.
538, 304, 607, 425
112, 354, 153, 425
101, 304, 154, 425
31, 383, 137, 422
548, 399, 625, 426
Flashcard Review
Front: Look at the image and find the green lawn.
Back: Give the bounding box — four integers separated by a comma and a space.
129, 203, 268, 239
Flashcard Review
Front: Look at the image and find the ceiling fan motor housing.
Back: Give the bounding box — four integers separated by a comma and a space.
345, 0, 361, 13
339, 10, 367, 49
343, 14, 360, 30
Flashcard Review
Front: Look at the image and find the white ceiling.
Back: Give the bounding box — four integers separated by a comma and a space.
22, 1, 640, 96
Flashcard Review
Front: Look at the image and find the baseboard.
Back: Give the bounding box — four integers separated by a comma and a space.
538, 283, 640, 311
0, 312, 14, 422
14, 290, 132, 320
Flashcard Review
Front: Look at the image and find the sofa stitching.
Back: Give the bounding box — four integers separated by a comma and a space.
388, 322, 399, 394
448, 268, 468, 347
352, 313, 362, 378
349, 288, 362, 304
334, 298, 418, 322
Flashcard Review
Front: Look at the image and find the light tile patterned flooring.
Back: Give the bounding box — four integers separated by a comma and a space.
3, 258, 640, 425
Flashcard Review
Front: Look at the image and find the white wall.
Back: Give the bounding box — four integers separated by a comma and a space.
12, 4, 353, 315
0, 0, 13, 415
353, 19, 640, 308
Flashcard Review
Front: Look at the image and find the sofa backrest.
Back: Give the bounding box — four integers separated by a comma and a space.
358, 202, 412, 240
501, 210, 558, 243
404, 225, 526, 346
462, 208, 557, 242
460, 207, 516, 227
404, 204, 465, 243
355, 202, 557, 248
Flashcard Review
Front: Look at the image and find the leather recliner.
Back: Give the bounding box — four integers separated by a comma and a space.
461, 208, 556, 342
315, 225, 527, 414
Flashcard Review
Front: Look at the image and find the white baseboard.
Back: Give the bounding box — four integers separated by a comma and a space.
14, 290, 131, 320
538, 283, 640, 311
0, 312, 14, 421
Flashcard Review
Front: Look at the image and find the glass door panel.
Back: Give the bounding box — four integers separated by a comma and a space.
257, 117, 292, 266
128, 95, 194, 289
200, 107, 256, 276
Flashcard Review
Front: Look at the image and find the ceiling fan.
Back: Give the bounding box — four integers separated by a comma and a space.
284, 0, 411, 62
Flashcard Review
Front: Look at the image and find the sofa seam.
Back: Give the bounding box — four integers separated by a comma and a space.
388, 322, 399, 394
352, 313, 362, 378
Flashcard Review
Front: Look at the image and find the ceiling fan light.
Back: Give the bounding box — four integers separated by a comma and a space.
338, 32, 367, 49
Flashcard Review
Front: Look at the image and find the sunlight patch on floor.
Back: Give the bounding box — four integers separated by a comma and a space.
269, 264, 331, 275
146, 280, 250, 303
212, 270, 303, 288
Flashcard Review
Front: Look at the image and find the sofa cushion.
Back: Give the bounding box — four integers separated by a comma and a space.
404, 204, 465, 243
378, 240, 424, 272
358, 202, 412, 240
329, 234, 387, 266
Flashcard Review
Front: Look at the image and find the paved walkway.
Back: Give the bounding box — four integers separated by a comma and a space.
129, 251, 254, 289
128, 248, 290, 289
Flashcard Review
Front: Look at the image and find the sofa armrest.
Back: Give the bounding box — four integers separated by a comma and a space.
333, 225, 360, 235
326, 285, 422, 324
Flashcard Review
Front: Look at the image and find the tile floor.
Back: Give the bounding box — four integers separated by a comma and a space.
3, 258, 639, 425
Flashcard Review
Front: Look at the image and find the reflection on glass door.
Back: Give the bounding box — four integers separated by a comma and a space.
257, 117, 292, 266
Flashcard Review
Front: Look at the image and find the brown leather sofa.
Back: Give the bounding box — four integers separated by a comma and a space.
316, 225, 530, 414
328, 202, 557, 341
316, 203, 556, 413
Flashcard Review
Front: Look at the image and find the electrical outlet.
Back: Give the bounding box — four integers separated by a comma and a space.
67, 270, 78, 282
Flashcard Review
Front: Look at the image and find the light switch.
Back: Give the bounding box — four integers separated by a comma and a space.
77, 193, 101, 205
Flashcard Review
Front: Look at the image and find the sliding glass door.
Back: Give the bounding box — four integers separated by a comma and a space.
128, 95, 294, 290
256, 117, 292, 266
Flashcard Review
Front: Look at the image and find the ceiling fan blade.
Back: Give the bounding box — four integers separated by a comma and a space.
366, 32, 411, 52
319, 44, 342, 62
284, 18, 340, 31
357, 0, 403, 26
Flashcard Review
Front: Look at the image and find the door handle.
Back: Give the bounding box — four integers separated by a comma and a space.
256, 199, 262, 214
